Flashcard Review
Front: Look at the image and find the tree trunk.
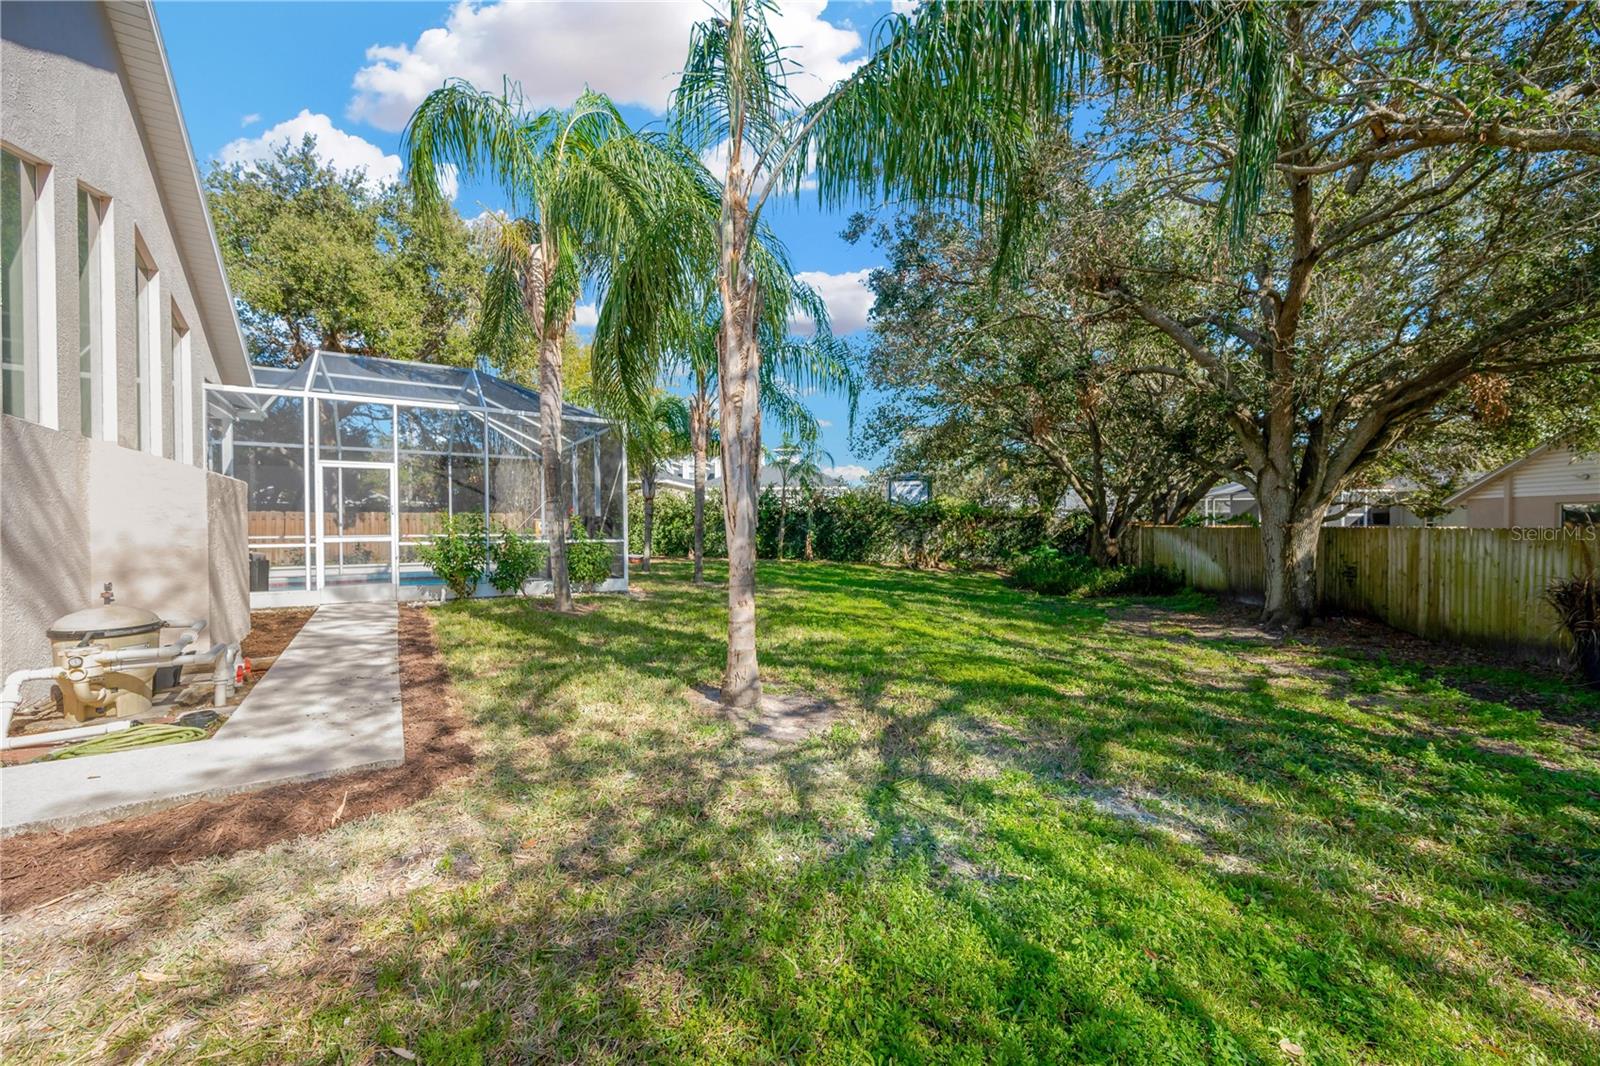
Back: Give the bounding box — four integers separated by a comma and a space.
719, 295, 762, 707
539, 328, 572, 611
777, 477, 789, 562
639, 472, 656, 573
690, 389, 709, 584
1257, 474, 1327, 629
804, 498, 815, 561
717, 219, 762, 708
524, 241, 572, 612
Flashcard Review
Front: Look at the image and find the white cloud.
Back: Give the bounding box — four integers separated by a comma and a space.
826, 464, 871, 483
240, 113, 261, 127
220, 110, 403, 187
890, 0, 920, 14
817, 419, 833, 428
791, 268, 876, 335
573, 303, 599, 329
348, 1, 865, 132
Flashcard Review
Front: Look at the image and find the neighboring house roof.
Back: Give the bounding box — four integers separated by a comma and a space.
104, 0, 251, 385
758, 464, 845, 490
1438, 440, 1585, 508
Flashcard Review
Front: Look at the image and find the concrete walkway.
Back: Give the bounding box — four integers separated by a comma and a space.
0, 604, 404, 835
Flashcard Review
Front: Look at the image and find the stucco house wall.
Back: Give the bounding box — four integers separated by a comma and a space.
1, 1, 253, 690
1, 416, 248, 684
2, 0, 227, 454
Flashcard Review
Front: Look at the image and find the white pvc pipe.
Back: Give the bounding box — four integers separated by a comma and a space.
1, 635, 239, 751
1, 667, 65, 744
3, 719, 134, 751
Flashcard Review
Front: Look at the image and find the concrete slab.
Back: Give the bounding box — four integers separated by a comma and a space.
0, 604, 404, 835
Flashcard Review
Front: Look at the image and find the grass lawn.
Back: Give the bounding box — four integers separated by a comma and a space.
4, 561, 1598, 1064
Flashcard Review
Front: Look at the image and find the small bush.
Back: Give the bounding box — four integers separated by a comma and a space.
1008, 546, 1187, 599
1545, 571, 1600, 688
1007, 546, 1101, 596
1084, 563, 1188, 597
568, 524, 615, 588
487, 526, 548, 595
417, 512, 487, 599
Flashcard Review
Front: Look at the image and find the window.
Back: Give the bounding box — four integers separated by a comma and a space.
134, 242, 160, 454
77, 188, 111, 437
2, 148, 39, 419
171, 308, 192, 464
1562, 503, 1599, 529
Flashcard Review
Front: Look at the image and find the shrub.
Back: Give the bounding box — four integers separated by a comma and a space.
1007, 546, 1101, 596
568, 524, 615, 588
1007, 545, 1187, 599
487, 526, 548, 595
417, 512, 487, 599
1083, 563, 1188, 597
1545, 571, 1600, 688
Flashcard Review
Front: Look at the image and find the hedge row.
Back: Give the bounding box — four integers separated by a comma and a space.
630, 488, 1090, 569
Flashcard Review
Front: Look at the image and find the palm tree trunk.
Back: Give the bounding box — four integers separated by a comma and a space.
777, 474, 789, 562
640, 471, 656, 573
525, 241, 572, 612
690, 386, 709, 585
718, 220, 762, 708
539, 327, 572, 611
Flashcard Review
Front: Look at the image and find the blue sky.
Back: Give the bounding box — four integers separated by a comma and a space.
157, 0, 907, 480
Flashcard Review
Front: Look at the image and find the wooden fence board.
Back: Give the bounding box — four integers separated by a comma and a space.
1129, 525, 1592, 658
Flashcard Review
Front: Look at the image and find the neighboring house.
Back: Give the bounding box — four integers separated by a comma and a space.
1, 1, 253, 684
1436, 442, 1600, 528
1196, 481, 1452, 527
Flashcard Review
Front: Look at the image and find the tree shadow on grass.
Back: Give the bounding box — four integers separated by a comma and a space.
45, 562, 1597, 1064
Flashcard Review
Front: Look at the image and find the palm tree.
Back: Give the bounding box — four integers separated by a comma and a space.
671, 0, 1284, 704
625, 393, 692, 572
678, 301, 855, 584
405, 83, 707, 610
767, 438, 833, 563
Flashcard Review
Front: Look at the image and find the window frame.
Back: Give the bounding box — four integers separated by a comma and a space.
77, 185, 116, 439
2, 143, 56, 426
171, 304, 193, 464
134, 236, 161, 455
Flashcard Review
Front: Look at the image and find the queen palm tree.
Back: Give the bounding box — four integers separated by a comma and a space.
625, 393, 692, 573
678, 300, 855, 584
767, 438, 833, 563
671, 0, 1285, 705
405, 83, 708, 610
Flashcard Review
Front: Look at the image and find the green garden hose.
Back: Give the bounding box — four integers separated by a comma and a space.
43, 724, 208, 760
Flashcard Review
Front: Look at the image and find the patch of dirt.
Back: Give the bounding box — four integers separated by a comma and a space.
0, 606, 474, 915
1111, 601, 1599, 727
687, 684, 841, 753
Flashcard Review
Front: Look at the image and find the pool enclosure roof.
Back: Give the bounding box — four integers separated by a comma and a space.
245, 350, 607, 424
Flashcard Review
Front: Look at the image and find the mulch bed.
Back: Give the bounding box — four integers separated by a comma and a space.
240, 606, 317, 664
0, 606, 473, 915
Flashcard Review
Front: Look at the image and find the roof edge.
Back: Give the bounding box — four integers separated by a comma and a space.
1438, 440, 1563, 508
105, 0, 252, 386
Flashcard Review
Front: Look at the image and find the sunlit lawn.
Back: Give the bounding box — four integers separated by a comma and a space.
4, 561, 1597, 1064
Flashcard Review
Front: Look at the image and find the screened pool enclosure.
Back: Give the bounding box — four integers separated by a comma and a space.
206, 351, 627, 606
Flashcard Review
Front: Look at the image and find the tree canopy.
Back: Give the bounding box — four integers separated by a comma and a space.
206, 136, 487, 366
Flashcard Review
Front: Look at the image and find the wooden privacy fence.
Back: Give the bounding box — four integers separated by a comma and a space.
1127, 525, 1595, 658
248, 511, 539, 539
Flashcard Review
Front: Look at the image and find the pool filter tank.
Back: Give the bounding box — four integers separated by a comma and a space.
46, 604, 165, 722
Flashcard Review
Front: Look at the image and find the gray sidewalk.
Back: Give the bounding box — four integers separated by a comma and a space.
0, 603, 404, 835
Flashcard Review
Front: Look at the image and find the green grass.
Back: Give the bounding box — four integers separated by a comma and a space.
5, 561, 1598, 1064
